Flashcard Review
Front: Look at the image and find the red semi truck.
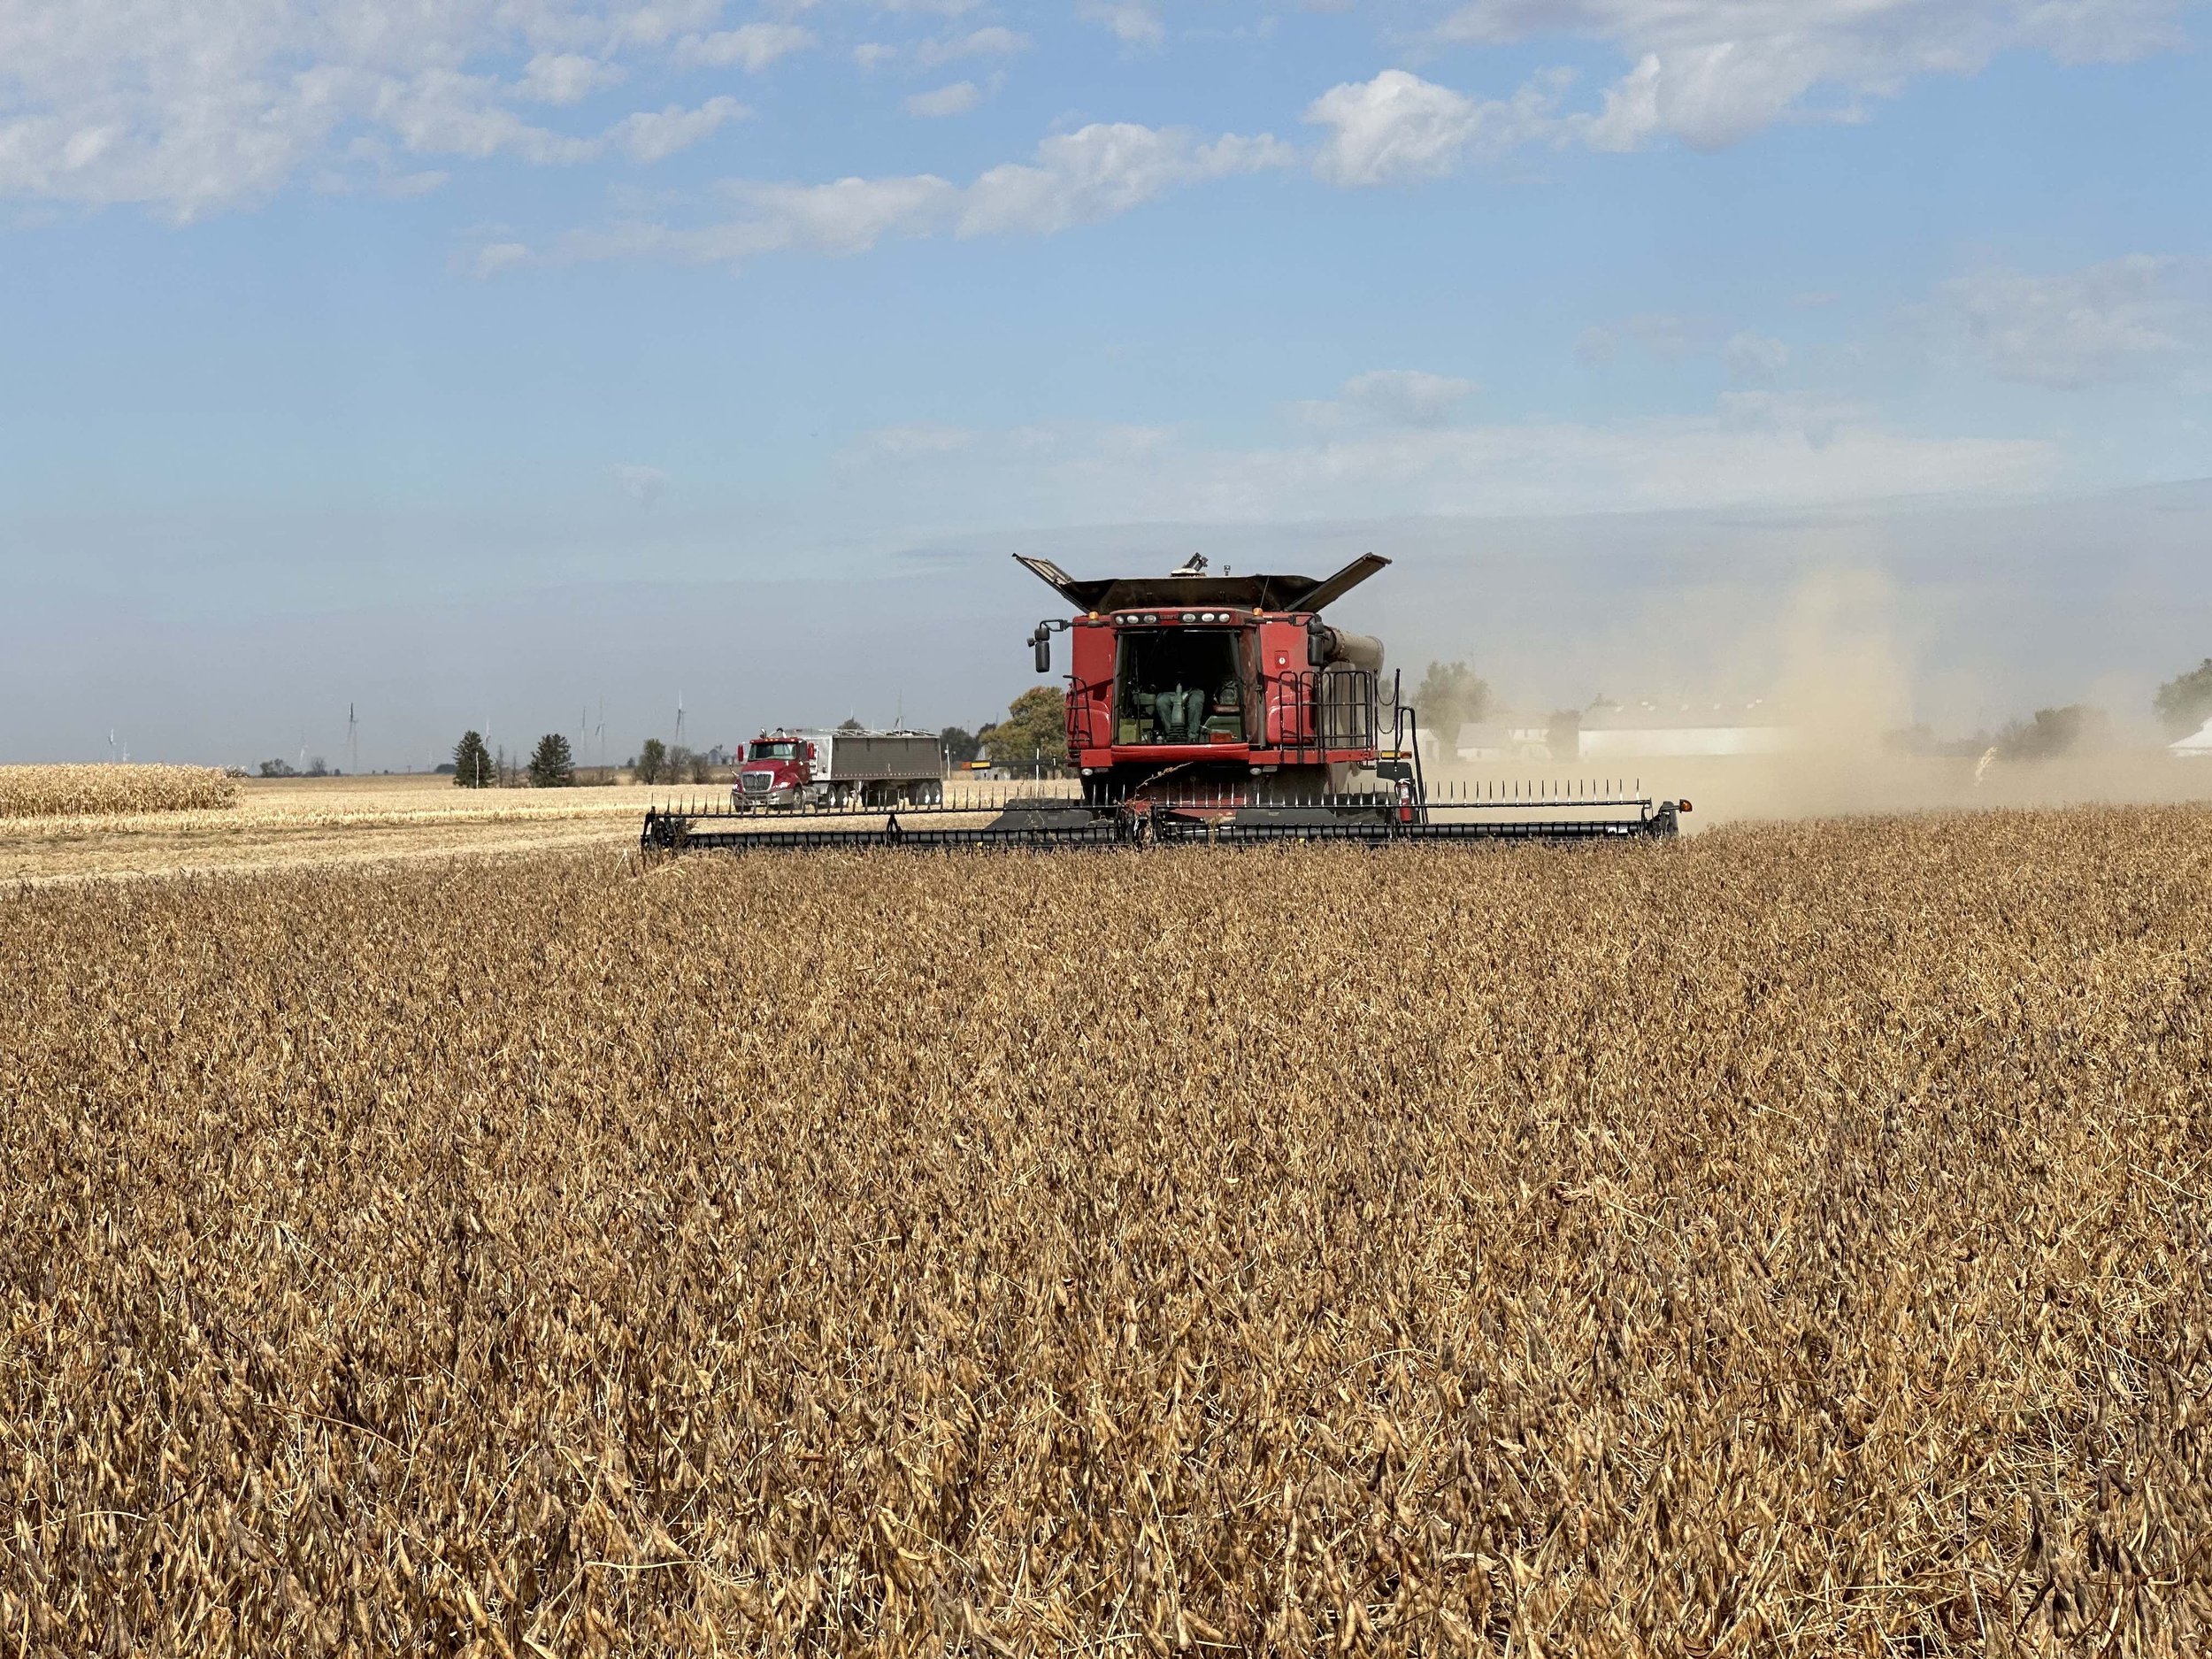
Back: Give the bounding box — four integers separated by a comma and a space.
731, 729, 945, 811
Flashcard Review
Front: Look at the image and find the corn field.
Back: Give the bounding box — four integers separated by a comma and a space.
3, 807, 2208, 1654
0, 764, 237, 818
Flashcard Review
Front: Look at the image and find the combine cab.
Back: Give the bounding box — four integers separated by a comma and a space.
641, 553, 1686, 854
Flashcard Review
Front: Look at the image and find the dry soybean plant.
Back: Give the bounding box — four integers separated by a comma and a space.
2, 806, 2208, 1655
0, 763, 236, 818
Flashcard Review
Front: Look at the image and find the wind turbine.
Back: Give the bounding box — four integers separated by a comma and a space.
346, 703, 359, 775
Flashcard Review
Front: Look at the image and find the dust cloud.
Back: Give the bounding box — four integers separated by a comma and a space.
1423, 565, 2212, 830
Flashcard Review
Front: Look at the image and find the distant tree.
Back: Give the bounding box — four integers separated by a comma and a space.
837, 717, 866, 733
527, 733, 576, 787
1411, 661, 1494, 739
635, 737, 669, 784
979, 687, 1068, 772
452, 731, 493, 787
1884, 724, 1993, 760
303, 757, 330, 778
1997, 704, 2112, 761
2154, 658, 2212, 735
940, 726, 981, 766
1546, 708, 1583, 759
257, 758, 298, 779
657, 744, 711, 785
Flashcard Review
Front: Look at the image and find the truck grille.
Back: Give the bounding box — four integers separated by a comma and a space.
740, 772, 772, 795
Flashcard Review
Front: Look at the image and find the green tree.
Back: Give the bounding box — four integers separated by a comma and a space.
451, 730, 493, 788
980, 687, 1068, 772
635, 737, 668, 784
1411, 661, 1494, 740
940, 726, 981, 766
2154, 658, 2212, 735
837, 717, 865, 733
1997, 704, 2111, 761
527, 733, 576, 787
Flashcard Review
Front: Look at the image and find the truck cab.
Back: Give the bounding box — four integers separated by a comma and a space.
733, 733, 816, 809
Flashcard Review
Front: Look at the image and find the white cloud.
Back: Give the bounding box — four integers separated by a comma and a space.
1621, 311, 1704, 359
375, 71, 603, 166
674, 23, 816, 72
905, 81, 982, 118
1082, 1, 1166, 49
1339, 369, 1478, 425
1303, 69, 1567, 186
1923, 255, 2212, 388
1437, 0, 2189, 150
1722, 330, 1790, 380
521, 53, 623, 106
1715, 389, 1847, 448
472, 240, 532, 276
958, 124, 1290, 237
611, 462, 669, 503
853, 42, 898, 71
0, 0, 787, 217
1580, 312, 1768, 366
603, 1, 726, 50
533, 119, 1292, 267
721, 173, 963, 257
377, 169, 450, 199
847, 403, 2055, 520
608, 96, 748, 163
864, 424, 976, 457
918, 27, 1031, 65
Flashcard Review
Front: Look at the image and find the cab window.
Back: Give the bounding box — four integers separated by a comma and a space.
1115, 631, 1247, 745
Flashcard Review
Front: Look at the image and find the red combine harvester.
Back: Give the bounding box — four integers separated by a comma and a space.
642, 552, 1685, 852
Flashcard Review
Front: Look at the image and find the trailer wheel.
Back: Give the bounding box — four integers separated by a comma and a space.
917, 780, 943, 806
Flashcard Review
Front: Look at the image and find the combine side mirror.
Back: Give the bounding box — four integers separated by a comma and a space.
1032, 624, 1052, 674
1306, 622, 1331, 669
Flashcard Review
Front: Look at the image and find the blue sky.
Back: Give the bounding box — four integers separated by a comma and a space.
3, 1, 2209, 763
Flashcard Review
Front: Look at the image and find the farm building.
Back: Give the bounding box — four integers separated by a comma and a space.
1575, 703, 1801, 760
1455, 721, 1556, 763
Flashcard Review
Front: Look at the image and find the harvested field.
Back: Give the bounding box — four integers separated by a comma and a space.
0, 763, 236, 818
0, 773, 1079, 884
3, 807, 2208, 1653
